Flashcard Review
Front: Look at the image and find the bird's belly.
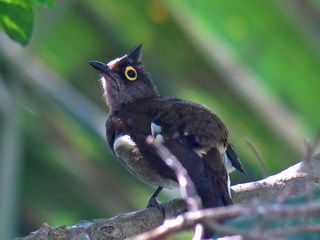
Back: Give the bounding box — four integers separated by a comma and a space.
113, 135, 177, 189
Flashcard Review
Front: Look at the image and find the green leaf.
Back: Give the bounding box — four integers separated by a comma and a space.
0, 0, 33, 46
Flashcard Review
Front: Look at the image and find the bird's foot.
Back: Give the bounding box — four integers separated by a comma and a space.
146, 197, 165, 218
146, 196, 160, 208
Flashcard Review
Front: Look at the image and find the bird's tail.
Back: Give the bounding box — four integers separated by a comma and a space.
200, 184, 232, 239
196, 148, 233, 239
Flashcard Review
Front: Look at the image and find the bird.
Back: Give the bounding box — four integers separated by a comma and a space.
89, 44, 246, 239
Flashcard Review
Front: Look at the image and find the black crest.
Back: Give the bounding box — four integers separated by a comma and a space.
127, 44, 143, 62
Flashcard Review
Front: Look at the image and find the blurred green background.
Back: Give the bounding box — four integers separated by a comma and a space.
1, 0, 319, 239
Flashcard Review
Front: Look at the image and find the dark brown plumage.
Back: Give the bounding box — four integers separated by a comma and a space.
89, 44, 245, 239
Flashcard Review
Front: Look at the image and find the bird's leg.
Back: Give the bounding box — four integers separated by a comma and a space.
146, 186, 166, 218
147, 186, 163, 207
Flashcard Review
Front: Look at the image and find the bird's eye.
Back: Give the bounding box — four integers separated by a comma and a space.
125, 66, 137, 81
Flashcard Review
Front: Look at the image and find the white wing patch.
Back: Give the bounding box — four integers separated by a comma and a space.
151, 122, 161, 135
151, 122, 163, 142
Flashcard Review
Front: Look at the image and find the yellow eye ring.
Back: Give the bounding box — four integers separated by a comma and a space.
125, 66, 137, 81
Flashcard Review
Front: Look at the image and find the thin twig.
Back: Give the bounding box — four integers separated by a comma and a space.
146, 136, 204, 239
244, 137, 269, 177
303, 128, 320, 164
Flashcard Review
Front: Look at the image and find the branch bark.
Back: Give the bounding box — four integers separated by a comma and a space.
16, 153, 320, 240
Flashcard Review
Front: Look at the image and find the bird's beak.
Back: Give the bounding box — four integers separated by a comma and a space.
89, 61, 114, 76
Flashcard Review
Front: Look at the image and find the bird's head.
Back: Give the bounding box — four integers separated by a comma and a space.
89, 44, 158, 109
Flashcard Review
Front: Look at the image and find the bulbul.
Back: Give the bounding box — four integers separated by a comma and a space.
89, 44, 245, 239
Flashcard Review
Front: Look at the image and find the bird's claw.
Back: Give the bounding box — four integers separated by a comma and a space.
146, 197, 165, 218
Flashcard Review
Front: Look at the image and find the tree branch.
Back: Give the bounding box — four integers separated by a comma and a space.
128, 196, 320, 240
232, 153, 320, 204
16, 153, 320, 240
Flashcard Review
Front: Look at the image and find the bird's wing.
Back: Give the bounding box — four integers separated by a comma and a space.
152, 98, 229, 153
150, 98, 233, 205
154, 98, 246, 176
